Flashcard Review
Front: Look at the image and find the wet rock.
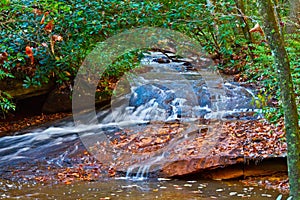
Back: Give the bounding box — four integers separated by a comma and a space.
110, 119, 287, 180
159, 156, 287, 180
129, 83, 176, 118
164, 52, 177, 59
128, 80, 211, 119
42, 85, 112, 113
0, 79, 54, 99
154, 57, 171, 63
160, 155, 244, 177
190, 81, 211, 108
42, 87, 72, 113
143, 52, 171, 64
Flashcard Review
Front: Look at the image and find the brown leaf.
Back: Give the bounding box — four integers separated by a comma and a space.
40, 11, 49, 24
41, 42, 48, 47
249, 23, 264, 36
32, 8, 43, 15
0, 52, 8, 64
44, 20, 54, 32
50, 37, 55, 55
50, 35, 63, 55
52, 34, 63, 42
40, 15, 45, 24
64, 180, 72, 185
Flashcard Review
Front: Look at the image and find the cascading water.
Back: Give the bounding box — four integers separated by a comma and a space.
105, 51, 258, 180
0, 51, 259, 182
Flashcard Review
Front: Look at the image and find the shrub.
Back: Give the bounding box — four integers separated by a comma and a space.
0, 0, 298, 122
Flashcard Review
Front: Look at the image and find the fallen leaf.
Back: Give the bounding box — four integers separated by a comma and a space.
40, 15, 45, 24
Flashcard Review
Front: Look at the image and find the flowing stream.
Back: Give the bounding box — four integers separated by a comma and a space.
0, 52, 286, 199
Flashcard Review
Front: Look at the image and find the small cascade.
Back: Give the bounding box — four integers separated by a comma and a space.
125, 153, 166, 180
113, 51, 260, 180
125, 165, 150, 180
0, 51, 260, 182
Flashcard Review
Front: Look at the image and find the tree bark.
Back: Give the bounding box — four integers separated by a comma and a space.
234, 0, 254, 43
258, 0, 300, 198
233, 0, 254, 60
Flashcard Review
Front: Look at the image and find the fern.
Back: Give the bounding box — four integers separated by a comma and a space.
0, 69, 14, 80
0, 90, 15, 118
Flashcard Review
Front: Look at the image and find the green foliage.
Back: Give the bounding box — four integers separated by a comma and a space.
0, 0, 298, 120
98, 50, 143, 96
246, 33, 300, 123
0, 0, 249, 113
0, 69, 15, 115
287, 33, 300, 121
0, 0, 256, 83
0, 91, 15, 117
0, 0, 10, 7
105, 51, 142, 78
0, 64, 15, 115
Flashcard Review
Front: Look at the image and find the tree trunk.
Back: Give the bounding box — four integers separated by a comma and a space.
258, 0, 300, 198
272, 0, 284, 35
233, 0, 254, 60
234, 0, 254, 43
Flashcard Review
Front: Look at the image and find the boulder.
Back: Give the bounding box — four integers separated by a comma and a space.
42, 86, 112, 113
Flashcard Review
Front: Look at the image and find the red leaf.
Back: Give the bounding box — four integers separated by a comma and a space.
45, 20, 54, 32
25, 46, 34, 65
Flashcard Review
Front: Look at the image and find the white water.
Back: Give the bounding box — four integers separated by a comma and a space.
0, 51, 260, 181
112, 52, 258, 179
